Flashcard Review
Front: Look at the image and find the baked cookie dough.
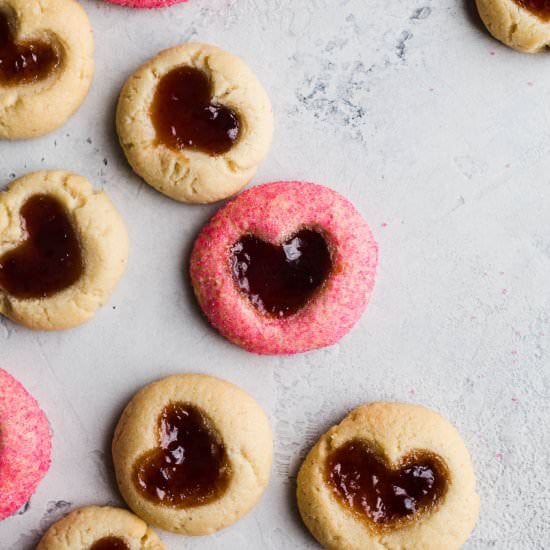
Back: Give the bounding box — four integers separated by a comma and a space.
116, 43, 273, 204
297, 403, 479, 550
112, 373, 272, 535
476, 0, 550, 52
104, 0, 187, 7
0, 368, 51, 521
37, 506, 165, 549
0, 0, 94, 139
190, 181, 378, 355
0, 171, 128, 330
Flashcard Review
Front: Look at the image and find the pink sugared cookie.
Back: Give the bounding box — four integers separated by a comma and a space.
0, 369, 51, 520
190, 181, 378, 355
104, 0, 187, 8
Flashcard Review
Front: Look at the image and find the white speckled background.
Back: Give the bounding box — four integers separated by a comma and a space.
1, 0, 550, 548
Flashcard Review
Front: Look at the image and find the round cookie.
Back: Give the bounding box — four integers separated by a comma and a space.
37, 506, 165, 549
190, 181, 378, 355
476, 0, 550, 52
104, 0, 187, 7
0, 171, 128, 330
0, 0, 94, 139
297, 402, 479, 550
0, 368, 51, 521
116, 43, 273, 204
112, 373, 273, 535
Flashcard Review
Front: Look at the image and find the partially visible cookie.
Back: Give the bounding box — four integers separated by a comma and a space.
297, 402, 479, 550
37, 506, 165, 549
112, 374, 272, 535
0, 368, 51, 521
0, 171, 128, 330
0, 0, 94, 139
104, 0, 187, 7
116, 43, 273, 204
476, 0, 550, 52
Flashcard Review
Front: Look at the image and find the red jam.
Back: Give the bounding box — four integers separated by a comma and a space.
514, 0, 550, 20
133, 403, 231, 507
0, 195, 83, 299
90, 537, 129, 550
326, 440, 448, 526
151, 66, 240, 155
231, 229, 332, 317
0, 11, 60, 86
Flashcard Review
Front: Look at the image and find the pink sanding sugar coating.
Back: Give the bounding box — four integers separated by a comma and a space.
0, 369, 51, 520
190, 181, 378, 355
103, 0, 187, 8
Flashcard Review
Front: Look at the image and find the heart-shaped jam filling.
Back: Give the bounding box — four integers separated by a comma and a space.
133, 402, 231, 507
90, 538, 129, 550
0, 195, 84, 299
151, 66, 241, 155
326, 440, 448, 526
513, 0, 550, 20
230, 229, 332, 318
0, 11, 60, 86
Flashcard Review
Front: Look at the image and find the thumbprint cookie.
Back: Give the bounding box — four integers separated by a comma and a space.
116, 43, 273, 204
0, 0, 94, 138
476, 0, 550, 52
297, 402, 479, 550
37, 506, 165, 549
112, 373, 272, 535
0, 171, 128, 330
190, 181, 378, 354
104, 0, 187, 8
0, 368, 51, 521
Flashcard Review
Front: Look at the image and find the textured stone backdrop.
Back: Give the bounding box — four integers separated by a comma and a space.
1, 0, 549, 548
